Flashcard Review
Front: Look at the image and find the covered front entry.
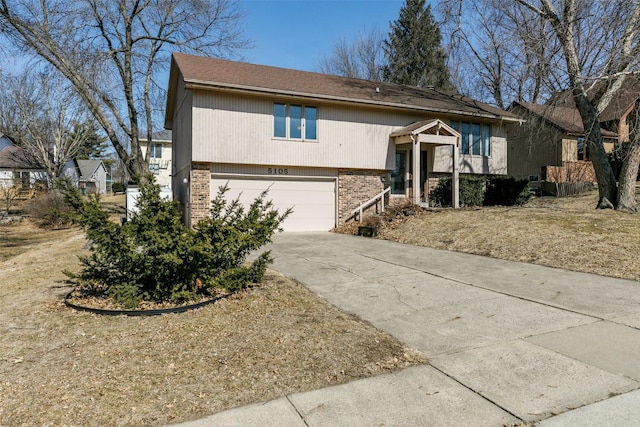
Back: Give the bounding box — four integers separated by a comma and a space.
390, 119, 460, 208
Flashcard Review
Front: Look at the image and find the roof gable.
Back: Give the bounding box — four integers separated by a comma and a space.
390, 119, 460, 138
546, 76, 640, 122
165, 53, 519, 128
509, 101, 618, 139
76, 159, 105, 180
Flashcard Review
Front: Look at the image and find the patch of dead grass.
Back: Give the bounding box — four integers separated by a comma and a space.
380, 189, 640, 281
0, 221, 423, 426
0, 219, 79, 263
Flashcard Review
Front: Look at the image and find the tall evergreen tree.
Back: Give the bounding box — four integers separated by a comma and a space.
72, 121, 109, 160
383, 0, 452, 90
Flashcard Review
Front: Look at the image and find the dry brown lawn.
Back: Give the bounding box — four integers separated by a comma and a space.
0, 218, 422, 427
379, 188, 640, 282
4, 188, 639, 426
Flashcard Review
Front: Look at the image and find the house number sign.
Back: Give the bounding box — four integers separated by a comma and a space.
268, 167, 289, 175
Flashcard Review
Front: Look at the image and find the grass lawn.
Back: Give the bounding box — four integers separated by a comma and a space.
378, 188, 640, 282
0, 197, 422, 426
3, 188, 640, 425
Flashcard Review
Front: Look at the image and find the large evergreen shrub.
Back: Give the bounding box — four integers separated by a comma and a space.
61, 178, 289, 308
430, 175, 485, 207
484, 176, 531, 206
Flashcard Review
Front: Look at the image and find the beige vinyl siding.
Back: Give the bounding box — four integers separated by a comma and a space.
431, 124, 508, 175
172, 78, 193, 209
191, 90, 441, 171
210, 164, 337, 177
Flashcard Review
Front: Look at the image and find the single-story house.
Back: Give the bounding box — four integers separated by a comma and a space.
0, 136, 48, 189
140, 130, 172, 189
507, 77, 640, 187
164, 53, 520, 231
63, 159, 108, 194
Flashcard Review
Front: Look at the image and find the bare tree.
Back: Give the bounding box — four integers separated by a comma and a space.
511, 0, 640, 210
443, 0, 640, 210
440, 0, 566, 107
0, 0, 248, 179
0, 69, 92, 184
318, 27, 385, 81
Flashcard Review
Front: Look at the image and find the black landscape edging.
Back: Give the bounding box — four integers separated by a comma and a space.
64, 291, 231, 316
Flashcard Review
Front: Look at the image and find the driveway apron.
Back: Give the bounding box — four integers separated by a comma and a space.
177, 232, 640, 426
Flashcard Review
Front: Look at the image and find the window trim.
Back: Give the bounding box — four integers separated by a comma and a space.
451, 120, 492, 157
273, 103, 318, 141
150, 143, 162, 159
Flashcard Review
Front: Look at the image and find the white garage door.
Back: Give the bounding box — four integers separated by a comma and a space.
211, 177, 336, 232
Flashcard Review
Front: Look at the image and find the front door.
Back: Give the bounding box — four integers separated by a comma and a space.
391, 149, 428, 200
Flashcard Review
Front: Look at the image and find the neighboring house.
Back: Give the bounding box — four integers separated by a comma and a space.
140, 130, 172, 189
164, 53, 519, 231
0, 136, 47, 189
507, 77, 640, 187
63, 159, 108, 194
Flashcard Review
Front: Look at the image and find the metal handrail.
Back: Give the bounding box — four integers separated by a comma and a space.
348, 187, 391, 223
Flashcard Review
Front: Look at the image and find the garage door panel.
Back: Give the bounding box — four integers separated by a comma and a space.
211, 178, 335, 232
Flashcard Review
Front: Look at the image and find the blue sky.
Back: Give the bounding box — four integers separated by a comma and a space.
240, 0, 405, 72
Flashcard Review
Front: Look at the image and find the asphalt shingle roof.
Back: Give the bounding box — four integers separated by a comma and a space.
510, 101, 618, 138
510, 101, 619, 138
546, 76, 640, 122
0, 146, 41, 170
167, 52, 519, 124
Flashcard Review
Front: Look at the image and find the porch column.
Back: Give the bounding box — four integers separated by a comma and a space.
452, 138, 460, 208
413, 137, 420, 205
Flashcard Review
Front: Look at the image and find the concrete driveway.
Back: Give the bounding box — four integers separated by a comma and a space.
177, 232, 640, 426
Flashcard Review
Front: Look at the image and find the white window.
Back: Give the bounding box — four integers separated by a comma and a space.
274, 103, 317, 141
150, 144, 162, 159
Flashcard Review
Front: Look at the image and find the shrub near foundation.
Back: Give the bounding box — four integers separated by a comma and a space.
484, 176, 531, 206
60, 178, 290, 308
430, 175, 485, 207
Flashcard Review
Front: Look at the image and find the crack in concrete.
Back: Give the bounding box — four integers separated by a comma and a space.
427, 362, 526, 424
358, 252, 606, 323
285, 395, 311, 426
300, 257, 419, 311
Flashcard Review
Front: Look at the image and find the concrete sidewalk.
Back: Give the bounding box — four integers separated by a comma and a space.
175, 233, 640, 426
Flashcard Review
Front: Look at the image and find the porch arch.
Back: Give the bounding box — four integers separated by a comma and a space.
390, 119, 460, 208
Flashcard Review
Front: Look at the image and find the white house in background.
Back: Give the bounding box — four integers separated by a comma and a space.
0, 135, 48, 189
63, 159, 108, 194
140, 130, 172, 189
164, 53, 519, 232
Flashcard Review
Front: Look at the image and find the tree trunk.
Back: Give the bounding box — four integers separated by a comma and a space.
617, 138, 640, 212
574, 95, 618, 208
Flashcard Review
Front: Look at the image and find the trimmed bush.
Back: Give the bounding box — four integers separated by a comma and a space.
430, 175, 485, 207
484, 176, 531, 206
111, 182, 125, 193
60, 178, 290, 308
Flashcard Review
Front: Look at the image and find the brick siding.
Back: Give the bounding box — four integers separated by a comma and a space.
189, 163, 210, 226
338, 169, 390, 224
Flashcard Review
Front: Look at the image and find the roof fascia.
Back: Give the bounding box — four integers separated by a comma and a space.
184, 79, 520, 123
